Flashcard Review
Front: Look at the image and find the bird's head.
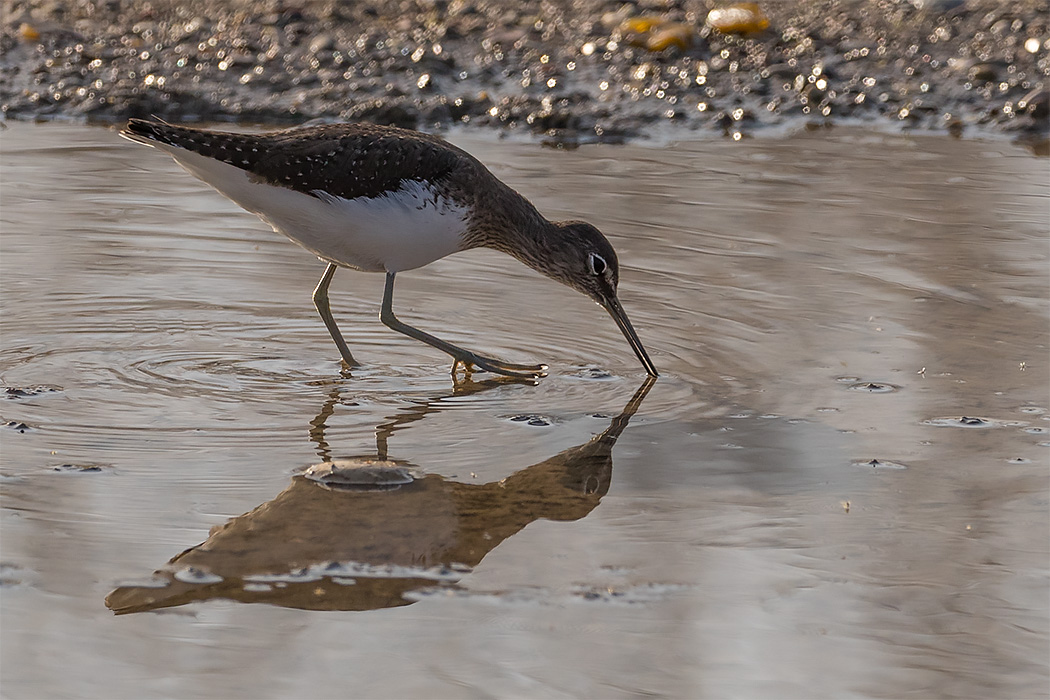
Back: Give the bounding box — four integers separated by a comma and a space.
545, 221, 658, 377
548, 221, 620, 303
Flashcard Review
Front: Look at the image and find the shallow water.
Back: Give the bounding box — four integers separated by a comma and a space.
1, 122, 1047, 698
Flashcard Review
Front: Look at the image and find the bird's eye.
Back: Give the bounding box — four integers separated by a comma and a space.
588, 253, 607, 276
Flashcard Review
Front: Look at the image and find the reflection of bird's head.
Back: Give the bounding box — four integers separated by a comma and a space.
550, 375, 657, 495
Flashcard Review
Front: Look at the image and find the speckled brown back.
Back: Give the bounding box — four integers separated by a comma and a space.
123, 119, 471, 201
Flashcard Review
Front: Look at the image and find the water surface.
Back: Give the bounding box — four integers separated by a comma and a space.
1, 123, 1047, 698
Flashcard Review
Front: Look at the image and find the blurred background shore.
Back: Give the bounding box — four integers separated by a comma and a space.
2, 0, 1047, 144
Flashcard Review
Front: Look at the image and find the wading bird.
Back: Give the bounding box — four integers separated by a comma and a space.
121, 119, 657, 379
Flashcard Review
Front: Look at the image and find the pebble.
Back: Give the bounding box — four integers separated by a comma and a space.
308, 34, 335, 54
1018, 88, 1049, 119
18, 23, 40, 42
968, 63, 1000, 82
706, 3, 770, 34
646, 25, 693, 52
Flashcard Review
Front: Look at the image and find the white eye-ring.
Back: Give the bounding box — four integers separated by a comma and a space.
588, 253, 607, 276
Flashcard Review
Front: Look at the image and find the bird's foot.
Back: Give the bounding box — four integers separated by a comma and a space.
450, 358, 473, 378
450, 353, 547, 380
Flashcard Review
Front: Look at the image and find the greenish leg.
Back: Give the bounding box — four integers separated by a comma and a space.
312, 262, 360, 368
379, 272, 547, 379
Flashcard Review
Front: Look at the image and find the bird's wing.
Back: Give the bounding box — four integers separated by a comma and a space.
122, 120, 467, 201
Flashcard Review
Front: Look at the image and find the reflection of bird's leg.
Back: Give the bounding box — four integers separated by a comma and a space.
374, 375, 537, 456
308, 385, 343, 462
450, 358, 476, 381
307, 370, 537, 463
375, 401, 437, 460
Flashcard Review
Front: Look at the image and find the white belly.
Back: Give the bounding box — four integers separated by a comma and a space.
165, 148, 470, 272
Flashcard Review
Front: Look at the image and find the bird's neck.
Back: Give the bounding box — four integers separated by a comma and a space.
463, 182, 558, 272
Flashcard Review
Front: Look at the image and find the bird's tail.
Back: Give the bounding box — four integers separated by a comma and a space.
119, 117, 183, 147
119, 118, 261, 168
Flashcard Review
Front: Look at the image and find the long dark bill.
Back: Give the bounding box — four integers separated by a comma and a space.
602, 296, 659, 377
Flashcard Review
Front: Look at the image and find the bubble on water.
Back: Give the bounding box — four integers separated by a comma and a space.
852, 458, 908, 470
816, 406, 840, 412
172, 567, 223, 584
244, 568, 324, 584
1006, 457, 1032, 464
405, 582, 690, 606
242, 582, 273, 593
299, 460, 417, 492
113, 576, 169, 589
575, 366, 615, 380
4, 385, 62, 399
50, 463, 108, 473
835, 376, 861, 383
507, 414, 554, 427
923, 416, 1026, 429
1022, 426, 1048, 435
1019, 406, 1045, 414
0, 562, 35, 587
847, 382, 900, 393
305, 561, 469, 582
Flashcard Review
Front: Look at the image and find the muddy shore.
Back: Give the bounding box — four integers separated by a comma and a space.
2, 0, 1047, 143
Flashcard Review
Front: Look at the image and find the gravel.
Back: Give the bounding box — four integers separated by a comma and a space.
2, 0, 1047, 144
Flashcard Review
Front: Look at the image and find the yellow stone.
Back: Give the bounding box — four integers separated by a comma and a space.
619, 16, 668, 35
646, 24, 693, 52
19, 23, 41, 41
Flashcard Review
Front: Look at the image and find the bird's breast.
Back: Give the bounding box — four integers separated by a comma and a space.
168, 148, 471, 272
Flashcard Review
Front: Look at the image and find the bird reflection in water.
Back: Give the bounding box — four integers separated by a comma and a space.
106, 376, 654, 614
